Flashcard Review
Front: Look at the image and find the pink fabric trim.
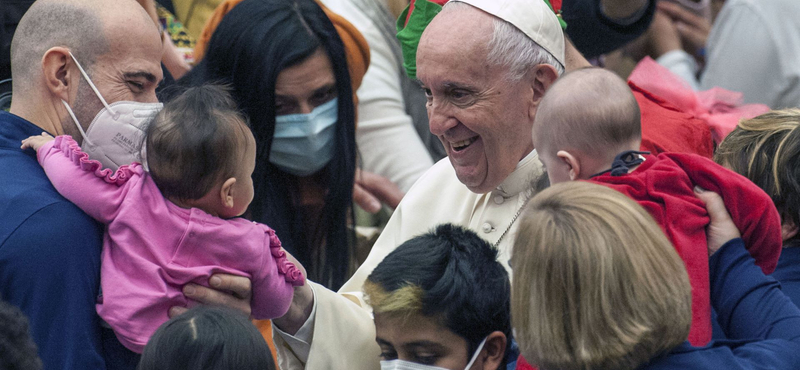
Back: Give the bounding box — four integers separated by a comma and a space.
628, 57, 770, 144
53, 136, 138, 186
266, 229, 305, 286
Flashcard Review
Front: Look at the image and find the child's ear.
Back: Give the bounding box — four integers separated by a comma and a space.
219, 178, 237, 209
556, 150, 580, 181
480, 331, 507, 370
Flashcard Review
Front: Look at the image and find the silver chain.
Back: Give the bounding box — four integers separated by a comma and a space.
493, 194, 532, 248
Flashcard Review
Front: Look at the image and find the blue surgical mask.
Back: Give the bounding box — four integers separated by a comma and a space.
269, 98, 338, 176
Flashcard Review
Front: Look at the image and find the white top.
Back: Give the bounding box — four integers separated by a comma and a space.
657, 0, 800, 109
321, 0, 434, 192
273, 152, 544, 369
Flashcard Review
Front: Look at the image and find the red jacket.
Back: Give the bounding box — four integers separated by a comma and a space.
589, 153, 782, 346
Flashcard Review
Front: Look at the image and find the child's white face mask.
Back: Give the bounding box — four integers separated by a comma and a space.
380, 337, 488, 370
61, 51, 163, 170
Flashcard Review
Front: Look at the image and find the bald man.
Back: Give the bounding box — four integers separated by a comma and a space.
1, 0, 257, 368
0, 1, 161, 367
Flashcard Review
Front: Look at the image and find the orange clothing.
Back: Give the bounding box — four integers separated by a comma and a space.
254, 319, 280, 366
193, 0, 370, 98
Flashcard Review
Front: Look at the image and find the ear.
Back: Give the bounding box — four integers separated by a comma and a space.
41, 47, 75, 102
475, 331, 507, 370
219, 177, 237, 209
782, 216, 799, 242
556, 150, 580, 181
527, 64, 560, 119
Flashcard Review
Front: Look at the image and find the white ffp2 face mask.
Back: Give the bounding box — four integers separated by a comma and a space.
380, 337, 488, 370
61, 51, 163, 170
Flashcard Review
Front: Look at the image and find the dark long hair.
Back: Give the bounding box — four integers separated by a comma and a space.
137, 306, 275, 370
178, 0, 356, 289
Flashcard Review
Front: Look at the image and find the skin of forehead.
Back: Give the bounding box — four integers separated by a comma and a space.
418, 5, 497, 84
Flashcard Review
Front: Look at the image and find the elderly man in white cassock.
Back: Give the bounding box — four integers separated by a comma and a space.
270, 0, 565, 368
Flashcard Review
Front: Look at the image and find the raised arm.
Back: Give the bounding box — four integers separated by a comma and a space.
696, 188, 800, 342
24, 134, 137, 223
250, 229, 305, 319
673, 153, 783, 273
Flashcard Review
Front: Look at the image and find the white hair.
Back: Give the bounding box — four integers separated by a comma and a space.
488, 19, 565, 81
443, 2, 565, 81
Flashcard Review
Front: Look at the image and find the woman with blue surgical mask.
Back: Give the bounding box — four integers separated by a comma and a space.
176, 0, 358, 290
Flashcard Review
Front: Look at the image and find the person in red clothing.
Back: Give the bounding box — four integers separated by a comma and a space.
532, 67, 783, 346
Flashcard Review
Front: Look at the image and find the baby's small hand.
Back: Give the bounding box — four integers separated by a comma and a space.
21, 132, 55, 152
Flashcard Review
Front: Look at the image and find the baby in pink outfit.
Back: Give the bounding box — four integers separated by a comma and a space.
21, 85, 305, 353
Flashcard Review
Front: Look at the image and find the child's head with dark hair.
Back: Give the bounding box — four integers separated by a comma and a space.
145, 84, 256, 218
364, 224, 511, 370
0, 300, 42, 370
137, 306, 275, 370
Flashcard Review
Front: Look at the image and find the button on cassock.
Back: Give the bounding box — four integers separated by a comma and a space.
482, 222, 494, 233
494, 195, 504, 204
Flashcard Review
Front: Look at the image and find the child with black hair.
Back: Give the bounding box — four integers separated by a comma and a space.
137, 306, 276, 370
363, 224, 512, 370
20, 85, 304, 354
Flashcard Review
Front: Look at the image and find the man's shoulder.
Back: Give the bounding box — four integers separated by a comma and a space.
0, 154, 98, 246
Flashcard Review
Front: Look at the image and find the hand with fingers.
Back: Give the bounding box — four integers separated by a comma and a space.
170, 274, 254, 318
170, 249, 308, 320
647, 9, 683, 59
694, 186, 741, 256
353, 169, 404, 214
20, 132, 55, 152
658, 1, 712, 59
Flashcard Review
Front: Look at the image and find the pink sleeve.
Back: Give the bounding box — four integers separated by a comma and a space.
37, 135, 138, 224
250, 227, 305, 320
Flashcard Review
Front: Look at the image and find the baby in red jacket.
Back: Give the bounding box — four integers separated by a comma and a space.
532, 68, 783, 346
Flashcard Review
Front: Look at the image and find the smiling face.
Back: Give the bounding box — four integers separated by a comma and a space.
375, 313, 474, 369
67, 3, 163, 142
417, 7, 539, 194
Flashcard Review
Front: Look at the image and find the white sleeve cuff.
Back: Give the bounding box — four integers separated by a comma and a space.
273, 283, 318, 362
656, 49, 701, 91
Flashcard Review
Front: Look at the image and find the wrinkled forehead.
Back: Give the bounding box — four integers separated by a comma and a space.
416, 6, 499, 86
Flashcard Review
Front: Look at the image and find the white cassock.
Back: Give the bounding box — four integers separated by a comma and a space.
273, 151, 543, 370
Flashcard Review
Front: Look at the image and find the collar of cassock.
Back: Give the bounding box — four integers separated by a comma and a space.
496, 149, 543, 198
396, 0, 567, 79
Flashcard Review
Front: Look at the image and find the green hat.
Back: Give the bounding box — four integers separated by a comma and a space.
396, 0, 567, 79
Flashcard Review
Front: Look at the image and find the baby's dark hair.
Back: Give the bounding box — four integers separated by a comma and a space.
145, 84, 251, 201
